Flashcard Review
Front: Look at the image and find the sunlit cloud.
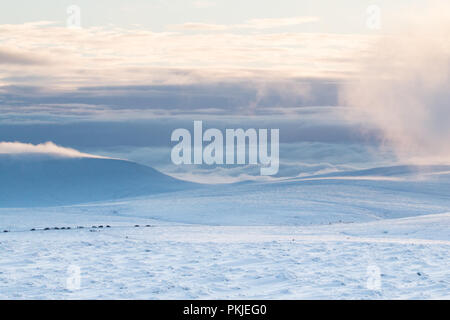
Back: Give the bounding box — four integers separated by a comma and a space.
0, 141, 107, 158
0, 19, 377, 122
340, 2, 450, 164
169, 16, 319, 31
0, 21, 374, 92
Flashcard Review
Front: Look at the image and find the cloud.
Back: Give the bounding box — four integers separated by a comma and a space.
0, 47, 49, 66
244, 17, 319, 29
0, 20, 375, 123
96, 140, 393, 183
170, 16, 319, 31
192, 0, 216, 8
0, 141, 107, 158
172, 22, 227, 31
0, 21, 371, 95
340, 1, 450, 164
0, 79, 343, 122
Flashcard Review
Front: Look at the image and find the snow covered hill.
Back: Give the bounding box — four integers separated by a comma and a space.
0, 154, 195, 207
1, 153, 449, 298
288, 164, 450, 181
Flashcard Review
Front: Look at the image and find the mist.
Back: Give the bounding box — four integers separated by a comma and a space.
0, 141, 107, 159
340, 2, 450, 164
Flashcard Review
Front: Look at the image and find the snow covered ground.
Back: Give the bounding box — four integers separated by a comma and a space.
0, 213, 449, 299
1, 164, 449, 299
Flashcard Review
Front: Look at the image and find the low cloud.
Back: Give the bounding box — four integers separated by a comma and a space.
0, 141, 107, 159
0, 79, 340, 122
170, 16, 319, 31
0, 47, 49, 66
340, 2, 450, 164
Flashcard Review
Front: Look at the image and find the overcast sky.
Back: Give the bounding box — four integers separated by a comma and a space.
0, 1, 425, 32
1, 0, 448, 177
0, 0, 443, 136
0, 0, 430, 115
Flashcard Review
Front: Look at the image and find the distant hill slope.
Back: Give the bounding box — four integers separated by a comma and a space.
0, 155, 195, 207
290, 164, 450, 180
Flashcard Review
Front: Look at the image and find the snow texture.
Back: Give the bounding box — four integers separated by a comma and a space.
0, 156, 449, 299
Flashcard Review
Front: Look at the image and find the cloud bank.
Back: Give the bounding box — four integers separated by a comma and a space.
170, 16, 319, 31
0, 15, 373, 121
340, 1, 450, 164
0, 141, 106, 159
0, 21, 372, 91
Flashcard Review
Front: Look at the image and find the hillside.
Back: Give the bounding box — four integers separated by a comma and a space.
0, 154, 194, 207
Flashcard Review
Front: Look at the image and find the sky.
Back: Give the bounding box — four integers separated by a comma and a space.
0, 0, 448, 180
0, 0, 425, 32
0, 0, 432, 123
